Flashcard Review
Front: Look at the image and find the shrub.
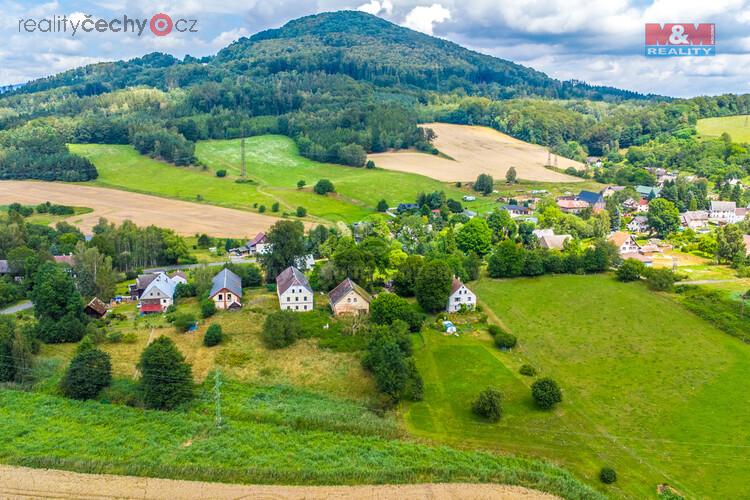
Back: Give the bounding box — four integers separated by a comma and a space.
645, 268, 678, 291
370, 293, 424, 332
106, 331, 123, 343
258, 205, 266, 213
215, 169, 227, 178
376, 199, 389, 212
204, 324, 222, 347
271, 202, 280, 212
616, 258, 645, 282
472, 387, 503, 422
599, 467, 617, 484
488, 324, 503, 336
60, 348, 112, 400
494, 331, 517, 349
314, 179, 335, 195
137, 336, 193, 410
297, 180, 306, 189
531, 377, 563, 409
366, 160, 375, 169
200, 299, 216, 319
519, 364, 537, 376
122, 332, 138, 344
173, 313, 196, 332
296, 206, 307, 217
262, 310, 301, 349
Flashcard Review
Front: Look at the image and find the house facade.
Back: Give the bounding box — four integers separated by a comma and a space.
328, 278, 371, 316
709, 201, 738, 224
139, 273, 177, 313
209, 268, 243, 310
681, 210, 709, 230
276, 266, 314, 312
446, 277, 476, 312
609, 231, 640, 255
627, 216, 649, 233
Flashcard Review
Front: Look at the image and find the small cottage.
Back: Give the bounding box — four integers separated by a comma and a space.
84, 297, 108, 318
446, 277, 476, 313
209, 268, 243, 310
608, 231, 640, 255
328, 278, 371, 316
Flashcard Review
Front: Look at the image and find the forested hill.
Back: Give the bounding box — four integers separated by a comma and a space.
216, 11, 651, 102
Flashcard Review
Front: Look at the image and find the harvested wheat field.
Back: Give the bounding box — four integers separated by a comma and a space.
369, 123, 584, 183
0, 181, 302, 238
0, 465, 557, 500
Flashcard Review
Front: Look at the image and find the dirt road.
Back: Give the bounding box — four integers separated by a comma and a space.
0, 181, 305, 238
369, 123, 583, 183
0, 465, 557, 499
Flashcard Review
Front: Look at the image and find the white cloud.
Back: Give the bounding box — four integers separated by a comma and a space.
357, 0, 393, 15
402, 3, 450, 35
210, 27, 251, 49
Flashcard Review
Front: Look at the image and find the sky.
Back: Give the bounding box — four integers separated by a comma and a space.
2, 0, 750, 97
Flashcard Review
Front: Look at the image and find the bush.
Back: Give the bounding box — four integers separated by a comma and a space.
271, 202, 280, 212
215, 169, 227, 178
106, 331, 123, 343
173, 313, 196, 332
262, 310, 301, 349
296, 206, 307, 217
204, 324, 222, 347
258, 205, 266, 213
645, 268, 678, 291
488, 324, 503, 336
313, 179, 335, 195
200, 299, 216, 318
519, 364, 537, 376
494, 331, 517, 349
599, 467, 617, 484
472, 387, 503, 422
616, 258, 645, 282
370, 293, 424, 332
137, 336, 193, 410
531, 377, 563, 409
376, 199, 389, 212
366, 160, 375, 169
60, 348, 112, 400
297, 180, 306, 189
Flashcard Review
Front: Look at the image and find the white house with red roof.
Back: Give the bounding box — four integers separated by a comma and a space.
446, 277, 476, 312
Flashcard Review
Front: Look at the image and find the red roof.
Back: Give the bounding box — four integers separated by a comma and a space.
140, 303, 163, 313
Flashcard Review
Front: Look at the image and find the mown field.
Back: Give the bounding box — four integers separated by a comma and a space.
71, 136, 492, 224
405, 274, 750, 499
697, 115, 750, 143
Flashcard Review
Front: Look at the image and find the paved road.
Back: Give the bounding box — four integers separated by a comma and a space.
679, 279, 744, 285
0, 300, 33, 315
144, 257, 256, 273
0, 465, 556, 499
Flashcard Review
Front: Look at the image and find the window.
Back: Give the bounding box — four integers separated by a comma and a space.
304, 305, 307, 310
353, 297, 357, 302
455, 297, 460, 302
218, 294, 223, 301
295, 296, 299, 301
347, 297, 351, 303
227, 293, 232, 300
295, 306, 299, 310
287, 297, 290, 302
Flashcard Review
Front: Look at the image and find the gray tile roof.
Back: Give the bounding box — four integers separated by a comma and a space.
0, 260, 8, 274
328, 278, 371, 306
276, 266, 311, 295
210, 268, 243, 298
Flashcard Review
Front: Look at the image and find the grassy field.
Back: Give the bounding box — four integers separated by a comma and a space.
697, 115, 750, 142
405, 274, 750, 498
70, 137, 487, 224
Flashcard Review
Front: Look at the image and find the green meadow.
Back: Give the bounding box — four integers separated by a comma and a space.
71, 136, 488, 224
696, 115, 750, 143
406, 274, 750, 498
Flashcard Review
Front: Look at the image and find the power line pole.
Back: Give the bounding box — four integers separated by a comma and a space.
240, 128, 247, 179
214, 369, 223, 428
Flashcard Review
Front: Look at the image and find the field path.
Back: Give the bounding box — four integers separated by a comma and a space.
369, 123, 584, 183
0, 181, 309, 238
0, 465, 557, 499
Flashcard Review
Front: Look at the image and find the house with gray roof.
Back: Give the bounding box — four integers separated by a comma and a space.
139, 272, 178, 314
209, 268, 243, 310
329, 278, 371, 316
276, 266, 314, 312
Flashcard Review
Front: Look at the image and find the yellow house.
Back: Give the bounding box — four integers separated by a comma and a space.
329, 278, 371, 316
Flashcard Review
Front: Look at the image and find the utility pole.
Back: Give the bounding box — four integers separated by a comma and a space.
240, 127, 247, 179
547, 150, 551, 165
214, 369, 223, 428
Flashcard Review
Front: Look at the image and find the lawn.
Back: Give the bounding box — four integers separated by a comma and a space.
697, 115, 750, 143
405, 274, 750, 498
71, 137, 485, 224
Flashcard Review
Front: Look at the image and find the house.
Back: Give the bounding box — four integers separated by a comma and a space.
609, 231, 640, 255
501, 205, 531, 217
276, 266, 314, 312
84, 297, 108, 319
577, 190, 606, 211
446, 277, 476, 312
636, 185, 661, 199
636, 198, 650, 213
709, 201, 738, 224
129, 273, 158, 299
533, 229, 571, 250
681, 210, 709, 230
247, 232, 271, 255
170, 271, 188, 285
139, 272, 177, 313
627, 216, 649, 233
328, 278, 371, 316
586, 156, 602, 168
54, 255, 75, 267
621, 252, 653, 267
397, 203, 418, 213
0, 260, 8, 275
209, 268, 242, 310
556, 198, 589, 214
462, 195, 476, 202
622, 198, 639, 212
601, 186, 625, 198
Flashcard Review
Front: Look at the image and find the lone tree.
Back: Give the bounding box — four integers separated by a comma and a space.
472, 387, 503, 422
203, 324, 222, 347
415, 260, 453, 313
505, 166, 517, 184
531, 377, 563, 410
31, 262, 87, 344
647, 198, 680, 236
314, 179, 335, 195
376, 199, 389, 212
259, 220, 307, 280
473, 173, 494, 195
60, 347, 112, 400
262, 310, 302, 349
138, 336, 193, 410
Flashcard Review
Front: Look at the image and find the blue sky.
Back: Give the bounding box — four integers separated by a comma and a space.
2, 0, 750, 97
